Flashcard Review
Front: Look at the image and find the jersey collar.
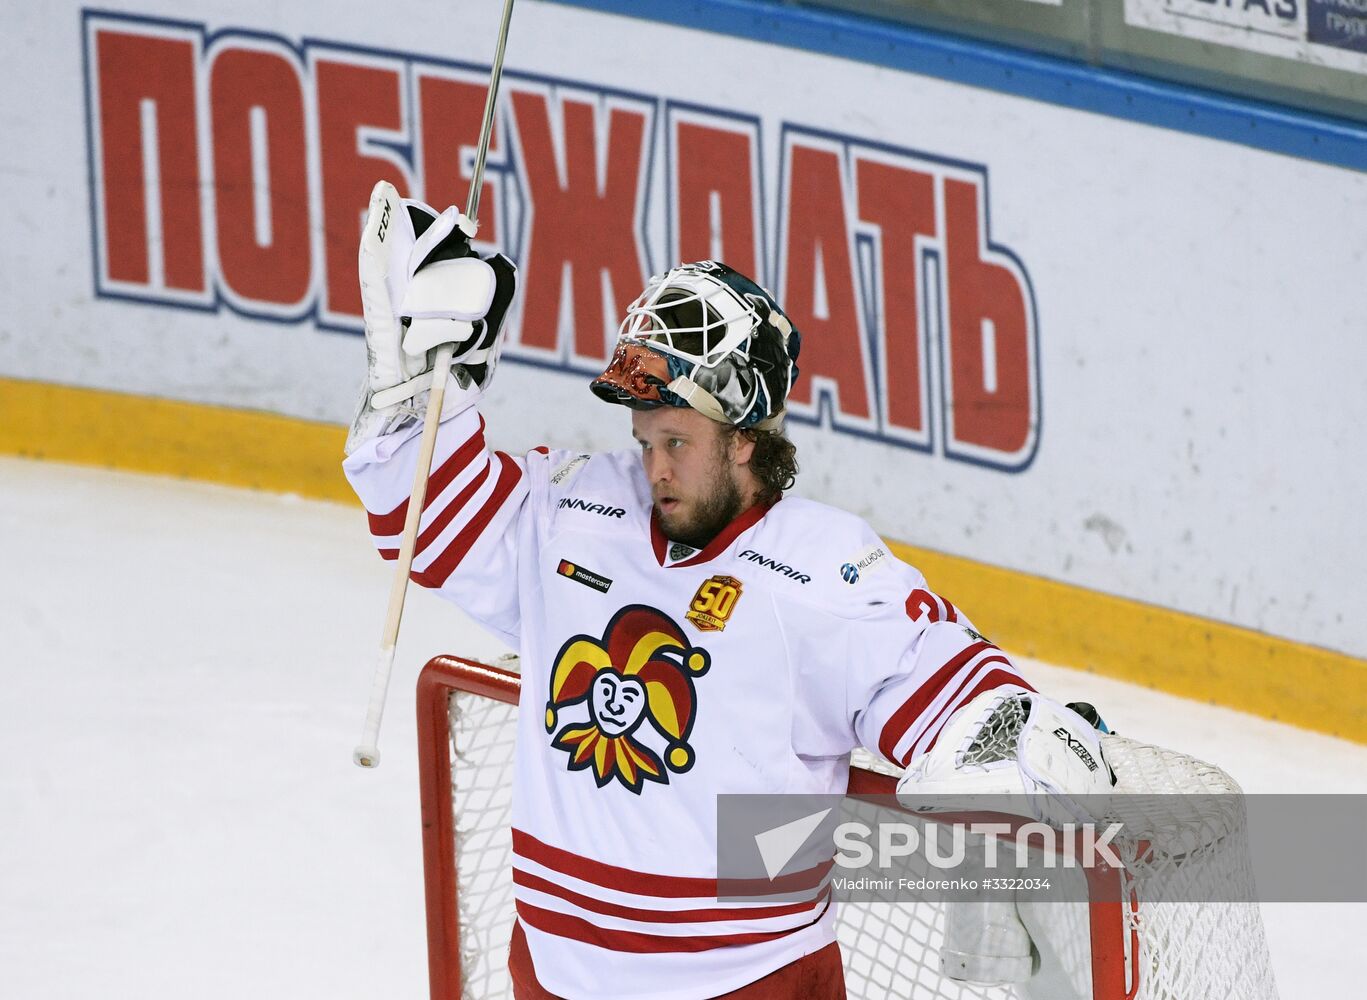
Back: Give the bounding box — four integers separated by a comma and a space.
649, 499, 776, 568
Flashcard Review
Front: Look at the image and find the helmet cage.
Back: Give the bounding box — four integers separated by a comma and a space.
603, 261, 797, 429
619, 264, 761, 372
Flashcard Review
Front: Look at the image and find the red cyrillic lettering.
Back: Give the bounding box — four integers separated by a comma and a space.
95, 30, 204, 291
316, 59, 409, 319
673, 119, 758, 278
210, 47, 310, 305
781, 142, 871, 421
511, 91, 648, 361
856, 157, 935, 437
944, 178, 1034, 457
418, 73, 499, 246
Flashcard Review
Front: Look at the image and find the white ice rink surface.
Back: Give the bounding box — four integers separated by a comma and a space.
3, 456, 1363, 999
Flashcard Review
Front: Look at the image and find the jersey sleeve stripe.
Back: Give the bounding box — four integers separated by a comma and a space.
884, 654, 1032, 767
375, 457, 495, 561
876, 640, 995, 763
895, 656, 1024, 766
365, 416, 487, 536
410, 452, 524, 588
904, 659, 1027, 761
513, 895, 831, 954
411, 455, 496, 554
915, 668, 1032, 759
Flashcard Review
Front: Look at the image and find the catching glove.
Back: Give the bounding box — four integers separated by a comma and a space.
347, 180, 516, 452
896, 690, 1115, 828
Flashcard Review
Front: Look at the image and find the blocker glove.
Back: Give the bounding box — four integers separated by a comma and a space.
347, 180, 516, 452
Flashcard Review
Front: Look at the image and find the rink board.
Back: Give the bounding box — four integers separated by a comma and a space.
1, 1, 1364, 726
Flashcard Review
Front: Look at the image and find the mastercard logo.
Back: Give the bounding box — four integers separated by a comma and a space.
558, 560, 576, 577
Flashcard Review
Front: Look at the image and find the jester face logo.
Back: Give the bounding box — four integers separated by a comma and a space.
591, 673, 646, 736
545, 605, 710, 793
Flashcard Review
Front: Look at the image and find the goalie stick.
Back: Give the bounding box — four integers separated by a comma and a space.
353, 0, 517, 769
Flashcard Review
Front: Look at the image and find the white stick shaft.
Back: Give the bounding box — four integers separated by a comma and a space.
353, 643, 396, 769
353, 347, 454, 768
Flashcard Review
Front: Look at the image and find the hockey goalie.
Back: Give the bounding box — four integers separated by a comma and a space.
342, 183, 1144, 999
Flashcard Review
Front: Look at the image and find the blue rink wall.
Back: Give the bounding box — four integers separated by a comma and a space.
558, 0, 1367, 171
0, 0, 1363, 739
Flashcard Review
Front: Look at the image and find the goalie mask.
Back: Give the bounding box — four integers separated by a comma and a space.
590, 261, 801, 430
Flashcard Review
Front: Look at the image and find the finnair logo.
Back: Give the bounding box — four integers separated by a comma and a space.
738, 549, 810, 584
557, 497, 626, 518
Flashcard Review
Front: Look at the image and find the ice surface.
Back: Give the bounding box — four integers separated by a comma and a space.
1, 456, 1361, 998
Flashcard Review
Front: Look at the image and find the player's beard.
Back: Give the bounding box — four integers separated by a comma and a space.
655, 445, 746, 550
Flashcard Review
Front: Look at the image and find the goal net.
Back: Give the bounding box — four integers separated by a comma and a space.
416, 655, 1278, 1000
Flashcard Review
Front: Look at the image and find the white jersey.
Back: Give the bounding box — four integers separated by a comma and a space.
343, 398, 1032, 1000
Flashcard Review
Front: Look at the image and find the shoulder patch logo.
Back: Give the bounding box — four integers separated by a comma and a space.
841, 544, 889, 584
545, 605, 711, 793
549, 453, 591, 487
686, 575, 743, 632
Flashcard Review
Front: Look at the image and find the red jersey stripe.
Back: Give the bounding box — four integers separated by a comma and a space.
514, 895, 831, 954
412, 453, 524, 588
512, 868, 830, 924
915, 668, 1033, 760
377, 458, 494, 561
412, 456, 494, 554
876, 641, 995, 764
897, 656, 1018, 766
366, 416, 486, 536
512, 829, 832, 898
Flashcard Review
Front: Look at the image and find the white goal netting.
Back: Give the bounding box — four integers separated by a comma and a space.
418, 656, 1278, 1000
